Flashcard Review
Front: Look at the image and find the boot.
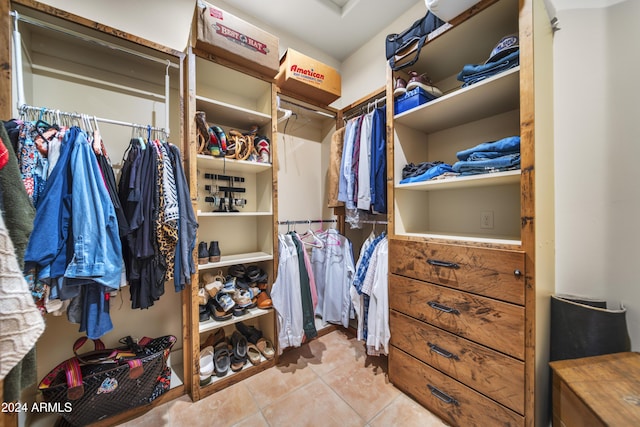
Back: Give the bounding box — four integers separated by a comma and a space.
198, 241, 209, 264
550, 294, 631, 362
209, 241, 221, 263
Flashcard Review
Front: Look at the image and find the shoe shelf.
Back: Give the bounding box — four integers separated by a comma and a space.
199, 307, 273, 334
196, 95, 271, 131
198, 252, 274, 270
196, 154, 272, 173
394, 67, 520, 134
395, 169, 520, 191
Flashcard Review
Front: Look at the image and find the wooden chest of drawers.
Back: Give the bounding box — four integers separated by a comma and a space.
388, 239, 526, 426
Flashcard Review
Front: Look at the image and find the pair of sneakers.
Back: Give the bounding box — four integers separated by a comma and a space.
394, 71, 443, 98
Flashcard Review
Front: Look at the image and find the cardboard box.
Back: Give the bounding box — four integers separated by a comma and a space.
195, 1, 279, 78
276, 49, 341, 105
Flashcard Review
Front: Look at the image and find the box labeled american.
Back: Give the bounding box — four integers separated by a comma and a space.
276, 48, 341, 105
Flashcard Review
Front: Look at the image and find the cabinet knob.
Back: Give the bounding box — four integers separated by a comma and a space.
514, 269, 522, 277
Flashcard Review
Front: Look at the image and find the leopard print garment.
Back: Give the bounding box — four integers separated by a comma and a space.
155, 142, 178, 281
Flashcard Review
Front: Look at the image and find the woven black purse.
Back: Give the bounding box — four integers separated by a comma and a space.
38, 335, 176, 426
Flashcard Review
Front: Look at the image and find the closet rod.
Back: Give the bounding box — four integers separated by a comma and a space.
343, 94, 386, 121
277, 219, 338, 225
9, 10, 179, 69
19, 104, 167, 134
278, 98, 335, 119
360, 220, 388, 224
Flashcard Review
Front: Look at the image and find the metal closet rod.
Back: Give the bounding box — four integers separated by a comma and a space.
19, 104, 167, 134
278, 98, 335, 119
9, 10, 179, 69
277, 219, 338, 225
343, 94, 386, 121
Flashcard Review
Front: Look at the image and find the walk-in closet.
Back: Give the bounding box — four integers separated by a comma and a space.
9, 0, 637, 426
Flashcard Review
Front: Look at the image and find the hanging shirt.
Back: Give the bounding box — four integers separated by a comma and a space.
357, 111, 374, 210
370, 107, 387, 214
311, 229, 355, 328
337, 118, 357, 205
363, 237, 389, 356
272, 234, 304, 352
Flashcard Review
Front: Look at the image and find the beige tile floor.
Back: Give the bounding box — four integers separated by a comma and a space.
120, 329, 448, 427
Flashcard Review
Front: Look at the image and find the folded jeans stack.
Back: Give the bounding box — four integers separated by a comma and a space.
452, 136, 520, 176
399, 161, 454, 184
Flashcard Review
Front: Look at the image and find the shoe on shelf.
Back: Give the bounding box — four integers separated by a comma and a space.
394, 77, 407, 97
235, 321, 263, 345
213, 342, 230, 377
228, 264, 246, 279
255, 338, 275, 360
204, 279, 223, 298
208, 293, 234, 321
257, 291, 272, 309
201, 328, 225, 350
247, 343, 261, 365
199, 346, 214, 386
198, 241, 209, 264
197, 287, 208, 306
405, 71, 443, 97
208, 241, 221, 263
232, 289, 253, 308
199, 304, 210, 322
255, 136, 270, 163
221, 275, 237, 294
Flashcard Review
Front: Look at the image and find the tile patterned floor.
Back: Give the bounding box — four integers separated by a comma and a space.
120, 329, 448, 427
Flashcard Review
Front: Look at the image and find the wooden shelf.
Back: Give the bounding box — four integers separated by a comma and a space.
199, 307, 273, 334
396, 169, 520, 191
196, 95, 271, 130
197, 252, 273, 270
196, 154, 272, 173
395, 67, 520, 134
396, 231, 521, 247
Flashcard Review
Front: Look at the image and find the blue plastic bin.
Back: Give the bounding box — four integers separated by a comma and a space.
394, 87, 438, 114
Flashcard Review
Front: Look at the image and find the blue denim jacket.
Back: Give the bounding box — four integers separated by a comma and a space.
25, 127, 122, 289
64, 130, 123, 289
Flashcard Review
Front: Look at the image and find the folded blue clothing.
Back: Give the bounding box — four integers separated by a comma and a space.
456, 136, 520, 161
400, 163, 454, 184
459, 166, 520, 176
457, 50, 520, 81
452, 153, 520, 174
467, 150, 519, 161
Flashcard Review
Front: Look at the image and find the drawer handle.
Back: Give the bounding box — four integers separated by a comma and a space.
514, 269, 522, 277
427, 301, 460, 315
427, 342, 459, 360
427, 259, 460, 269
427, 384, 460, 406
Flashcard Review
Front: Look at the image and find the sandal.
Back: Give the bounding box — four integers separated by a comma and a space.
247, 343, 261, 365
200, 328, 225, 350
213, 343, 230, 377
199, 346, 214, 385
204, 279, 223, 298
197, 287, 209, 306
199, 303, 210, 322
256, 338, 275, 360
228, 264, 246, 279
209, 293, 234, 321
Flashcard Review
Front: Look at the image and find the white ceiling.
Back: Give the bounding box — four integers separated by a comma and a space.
220, 0, 423, 61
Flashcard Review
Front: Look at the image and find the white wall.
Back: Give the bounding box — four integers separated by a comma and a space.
31, 0, 194, 52
553, 0, 640, 349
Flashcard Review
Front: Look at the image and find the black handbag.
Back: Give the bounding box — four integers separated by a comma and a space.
38, 335, 176, 426
385, 11, 446, 71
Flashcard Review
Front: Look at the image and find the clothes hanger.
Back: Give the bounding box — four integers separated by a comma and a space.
300, 220, 324, 248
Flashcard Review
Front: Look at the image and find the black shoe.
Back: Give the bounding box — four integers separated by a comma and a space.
198, 241, 209, 264
235, 321, 263, 345
209, 241, 221, 263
